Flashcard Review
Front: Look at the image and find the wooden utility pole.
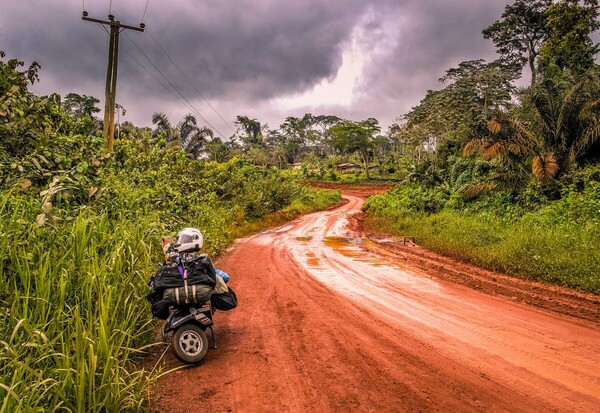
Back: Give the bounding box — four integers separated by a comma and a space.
82, 12, 144, 151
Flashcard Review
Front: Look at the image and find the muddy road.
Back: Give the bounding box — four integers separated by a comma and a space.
153, 193, 600, 412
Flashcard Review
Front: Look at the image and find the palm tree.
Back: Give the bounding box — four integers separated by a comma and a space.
465, 69, 600, 184
152, 112, 175, 143
177, 114, 214, 159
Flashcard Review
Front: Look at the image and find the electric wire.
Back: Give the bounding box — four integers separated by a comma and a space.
124, 32, 226, 137
94, 22, 207, 135
141, 0, 150, 24
96, 24, 193, 130
146, 28, 236, 134
123, 47, 199, 117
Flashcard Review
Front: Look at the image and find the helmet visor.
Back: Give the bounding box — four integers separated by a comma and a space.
177, 233, 198, 244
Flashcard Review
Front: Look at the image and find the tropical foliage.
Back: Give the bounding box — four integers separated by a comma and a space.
0, 50, 339, 411
364, 0, 600, 294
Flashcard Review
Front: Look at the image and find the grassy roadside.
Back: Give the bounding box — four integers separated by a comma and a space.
232, 187, 341, 239
364, 188, 600, 294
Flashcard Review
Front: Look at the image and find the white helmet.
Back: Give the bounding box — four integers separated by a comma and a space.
176, 227, 203, 253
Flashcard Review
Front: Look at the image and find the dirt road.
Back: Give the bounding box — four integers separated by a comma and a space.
153, 193, 600, 412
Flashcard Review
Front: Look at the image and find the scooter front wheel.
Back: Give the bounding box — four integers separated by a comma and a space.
171, 323, 208, 363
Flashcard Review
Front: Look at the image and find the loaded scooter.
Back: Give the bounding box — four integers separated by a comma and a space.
146, 228, 237, 364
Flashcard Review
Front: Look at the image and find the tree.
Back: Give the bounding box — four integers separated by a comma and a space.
152, 112, 213, 158
152, 112, 175, 143
402, 60, 515, 166
329, 118, 381, 179
0, 50, 67, 157
205, 137, 230, 162
235, 115, 263, 149
62, 93, 100, 120
483, 0, 552, 85
539, 0, 600, 74
277, 116, 310, 163
177, 114, 213, 159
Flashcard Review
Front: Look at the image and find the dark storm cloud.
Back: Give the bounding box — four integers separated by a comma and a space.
0, 0, 511, 131
355, 1, 507, 119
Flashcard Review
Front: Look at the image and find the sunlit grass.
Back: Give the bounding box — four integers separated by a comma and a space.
0, 203, 160, 412
366, 209, 600, 293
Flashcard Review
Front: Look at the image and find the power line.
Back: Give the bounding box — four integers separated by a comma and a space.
141, 0, 150, 24
146, 28, 236, 134
97, 22, 221, 136
123, 32, 227, 137
123, 46, 203, 121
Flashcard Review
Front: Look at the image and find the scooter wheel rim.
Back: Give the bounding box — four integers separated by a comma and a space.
178, 330, 203, 356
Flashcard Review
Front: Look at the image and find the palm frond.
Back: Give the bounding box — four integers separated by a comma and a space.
483, 141, 510, 160
532, 153, 558, 182
461, 182, 497, 200
488, 120, 502, 134
463, 138, 485, 157
575, 117, 600, 160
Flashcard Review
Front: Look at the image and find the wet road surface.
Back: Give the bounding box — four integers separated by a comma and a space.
153, 195, 600, 412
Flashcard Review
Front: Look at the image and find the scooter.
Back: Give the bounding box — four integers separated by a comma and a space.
160, 241, 218, 364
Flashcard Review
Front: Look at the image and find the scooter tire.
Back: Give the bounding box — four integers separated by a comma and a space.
171, 323, 208, 364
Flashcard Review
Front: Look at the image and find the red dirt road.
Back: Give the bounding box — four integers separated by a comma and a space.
153, 193, 600, 412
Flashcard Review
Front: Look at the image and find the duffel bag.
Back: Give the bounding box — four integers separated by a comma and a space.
150, 264, 184, 293
211, 286, 238, 311
186, 254, 217, 289
163, 284, 212, 306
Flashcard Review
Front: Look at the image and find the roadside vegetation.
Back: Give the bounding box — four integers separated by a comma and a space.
365, 0, 600, 294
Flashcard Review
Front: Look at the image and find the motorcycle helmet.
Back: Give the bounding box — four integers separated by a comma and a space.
175, 227, 203, 253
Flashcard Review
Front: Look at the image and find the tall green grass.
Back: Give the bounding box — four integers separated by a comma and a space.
0, 190, 160, 412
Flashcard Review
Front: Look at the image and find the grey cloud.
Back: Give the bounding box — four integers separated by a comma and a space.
1, 0, 512, 132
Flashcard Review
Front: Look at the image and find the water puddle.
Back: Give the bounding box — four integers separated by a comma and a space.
322, 236, 388, 266
305, 252, 321, 267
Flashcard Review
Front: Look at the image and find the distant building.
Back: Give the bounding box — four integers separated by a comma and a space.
334, 163, 361, 173
291, 163, 302, 170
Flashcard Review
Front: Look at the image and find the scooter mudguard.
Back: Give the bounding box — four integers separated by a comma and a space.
165, 305, 213, 333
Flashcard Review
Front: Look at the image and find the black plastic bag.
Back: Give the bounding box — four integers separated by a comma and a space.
211, 287, 238, 311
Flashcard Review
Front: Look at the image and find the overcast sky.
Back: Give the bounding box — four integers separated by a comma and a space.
1, 0, 512, 136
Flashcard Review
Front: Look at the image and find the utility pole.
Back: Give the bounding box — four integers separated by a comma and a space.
82, 11, 145, 151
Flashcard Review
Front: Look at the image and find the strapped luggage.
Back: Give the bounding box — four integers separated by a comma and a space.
150, 298, 170, 319
163, 284, 212, 306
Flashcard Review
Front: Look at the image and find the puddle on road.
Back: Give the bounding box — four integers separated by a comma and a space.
323, 236, 387, 267
305, 252, 321, 267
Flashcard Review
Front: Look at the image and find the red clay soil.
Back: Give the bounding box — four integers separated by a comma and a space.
151, 187, 600, 412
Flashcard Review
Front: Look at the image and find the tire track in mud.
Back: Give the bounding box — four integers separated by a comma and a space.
152, 193, 600, 413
